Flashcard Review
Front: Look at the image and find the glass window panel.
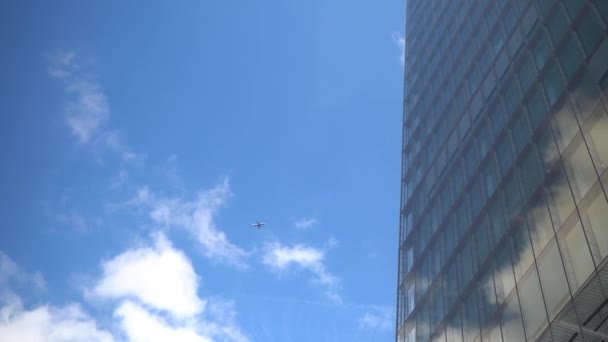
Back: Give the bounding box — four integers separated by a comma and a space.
585, 106, 608, 172
508, 27, 524, 56
485, 322, 503, 342
557, 213, 595, 292
571, 70, 602, 124
580, 184, 608, 263
517, 54, 536, 94
489, 101, 506, 136
463, 291, 480, 342
595, 0, 608, 23
503, 4, 518, 33
522, 4, 539, 35
495, 48, 510, 79
511, 220, 536, 283
483, 159, 498, 198
500, 292, 526, 341
511, 111, 531, 154
430, 284, 445, 331
537, 240, 570, 319
478, 267, 498, 326
504, 78, 522, 115
557, 33, 584, 81
475, 223, 491, 266
505, 174, 524, 218
547, 6, 570, 44
459, 240, 475, 290
551, 99, 580, 152
446, 260, 460, 309
562, 135, 597, 201
527, 87, 547, 131
494, 244, 516, 303
491, 27, 506, 55
520, 148, 543, 200
526, 194, 556, 257
532, 31, 551, 70
542, 60, 565, 107
563, 0, 585, 19
576, 9, 604, 55
477, 121, 492, 159
545, 164, 576, 229
518, 267, 549, 340
497, 134, 514, 176
483, 71, 497, 99
537, 0, 554, 16
489, 196, 506, 244
536, 126, 560, 170
446, 310, 463, 342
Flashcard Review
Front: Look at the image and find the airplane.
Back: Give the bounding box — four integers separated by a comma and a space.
250, 221, 265, 229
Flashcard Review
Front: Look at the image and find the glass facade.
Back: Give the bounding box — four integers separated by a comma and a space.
396, 1, 608, 341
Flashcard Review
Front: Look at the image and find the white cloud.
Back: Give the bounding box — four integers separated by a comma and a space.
115, 301, 212, 342
0, 238, 249, 342
0, 300, 114, 342
92, 233, 205, 318
357, 307, 393, 332
292, 217, 318, 230
391, 32, 405, 65
0, 253, 111, 342
48, 51, 140, 162
132, 178, 248, 268
262, 242, 340, 301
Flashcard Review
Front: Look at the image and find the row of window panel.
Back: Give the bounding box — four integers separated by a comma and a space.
400, 27, 608, 261
399, 97, 608, 328
401, 0, 607, 196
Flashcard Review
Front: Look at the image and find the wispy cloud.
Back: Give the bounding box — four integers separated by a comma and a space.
357, 306, 394, 332
262, 242, 340, 302
391, 32, 405, 65
292, 217, 318, 230
131, 178, 249, 268
48, 51, 140, 163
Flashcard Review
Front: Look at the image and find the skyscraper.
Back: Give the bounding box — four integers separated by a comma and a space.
395, 1, 608, 341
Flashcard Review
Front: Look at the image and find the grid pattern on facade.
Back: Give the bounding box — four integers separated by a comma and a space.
396, 0, 608, 341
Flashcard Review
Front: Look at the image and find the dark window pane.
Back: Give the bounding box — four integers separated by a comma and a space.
491, 27, 506, 55
520, 147, 543, 199
532, 31, 551, 70
547, 6, 569, 44
542, 61, 565, 106
504, 78, 522, 114
526, 86, 547, 130
537, 0, 555, 16
576, 9, 604, 55
463, 291, 480, 341
522, 4, 539, 35
483, 158, 499, 198
563, 0, 585, 19
504, 173, 523, 217
490, 100, 506, 136
489, 196, 507, 244
504, 4, 519, 33
511, 111, 531, 154
517, 54, 536, 93
558, 33, 584, 81
497, 134, 514, 175
595, 0, 608, 23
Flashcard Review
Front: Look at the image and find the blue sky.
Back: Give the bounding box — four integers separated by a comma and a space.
0, 1, 405, 341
